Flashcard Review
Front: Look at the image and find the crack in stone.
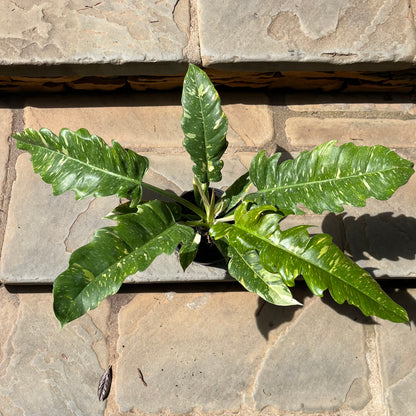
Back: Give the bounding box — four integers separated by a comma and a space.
246, 298, 314, 410
63, 197, 95, 253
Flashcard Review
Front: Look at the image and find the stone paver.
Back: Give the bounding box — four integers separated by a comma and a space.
0, 0, 189, 76
1, 1, 416, 78
253, 297, 371, 412
0, 279, 412, 416
343, 183, 416, 278
1, 154, 242, 284
285, 117, 416, 149
0, 151, 251, 283
285, 93, 416, 114
23, 91, 274, 151
1, 154, 96, 283
3, 284, 412, 415
115, 288, 373, 414
376, 289, 416, 415
0, 285, 110, 416
198, 0, 416, 71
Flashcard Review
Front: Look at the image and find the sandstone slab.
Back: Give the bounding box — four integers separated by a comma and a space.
285, 93, 416, 114
23, 90, 274, 151
253, 296, 371, 412
376, 288, 416, 416
285, 117, 416, 150
115, 289, 374, 413
0, 285, 110, 416
0, 0, 189, 77
342, 152, 416, 278
198, 0, 416, 71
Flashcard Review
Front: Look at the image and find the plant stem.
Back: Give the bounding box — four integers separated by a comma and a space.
214, 215, 235, 223
141, 182, 206, 218
193, 178, 210, 208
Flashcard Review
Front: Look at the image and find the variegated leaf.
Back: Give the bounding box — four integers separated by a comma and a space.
215, 172, 251, 216
227, 246, 301, 306
246, 141, 414, 214
14, 128, 149, 206
53, 200, 194, 326
219, 202, 409, 323
181, 64, 228, 184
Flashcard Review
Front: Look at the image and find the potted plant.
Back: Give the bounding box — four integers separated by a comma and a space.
13, 64, 414, 327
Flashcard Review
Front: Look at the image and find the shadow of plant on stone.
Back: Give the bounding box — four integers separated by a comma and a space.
320, 293, 376, 326
339, 212, 416, 262
255, 285, 312, 340
380, 285, 416, 327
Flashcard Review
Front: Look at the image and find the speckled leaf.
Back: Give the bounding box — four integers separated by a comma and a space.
227, 246, 301, 306
181, 64, 228, 184
215, 172, 251, 216
220, 202, 409, 323
53, 200, 194, 326
178, 232, 201, 271
14, 128, 149, 206
246, 141, 414, 214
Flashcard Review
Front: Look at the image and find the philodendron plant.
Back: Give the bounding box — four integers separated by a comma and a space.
14, 64, 414, 327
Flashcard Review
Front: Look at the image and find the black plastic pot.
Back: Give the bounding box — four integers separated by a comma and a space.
179, 188, 225, 266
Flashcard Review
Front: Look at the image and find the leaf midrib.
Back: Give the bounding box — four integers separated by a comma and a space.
255, 164, 404, 194
234, 222, 403, 320
195, 78, 210, 183
64, 222, 183, 319
24, 139, 142, 187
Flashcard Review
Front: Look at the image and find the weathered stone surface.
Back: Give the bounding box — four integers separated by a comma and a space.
342, 151, 416, 278
115, 290, 308, 413
23, 91, 274, 151
285, 117, 416, 149
221, 90, 274, 149
253, 296, 370, 413
198, 0, 416, 71
286, 93, 416, 114
0, 287, 110, 416
0, 109, 12, 209
376, 288, 416, 416
24, 93, 185, 150
0, 155, 96, 283
115, 289, 375, 413
0, 0, 188, 76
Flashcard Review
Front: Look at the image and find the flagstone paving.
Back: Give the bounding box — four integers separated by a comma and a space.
1, 1, 416, 415
0, 90, 415, 415
2, 0, 416, 76
1, 283, 415, 416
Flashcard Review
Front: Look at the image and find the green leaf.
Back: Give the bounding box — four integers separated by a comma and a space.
222, 203, 409, 323
228, 246, 301, 306
14, 128, 149, 206
178, 232, 201, 271
53, 200, 194, 326
215, 172, 251, 216
246, 141, 415, 214
181, 64, 228, 184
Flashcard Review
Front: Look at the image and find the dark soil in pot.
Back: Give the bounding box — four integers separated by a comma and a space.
179, 189, 226, 266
